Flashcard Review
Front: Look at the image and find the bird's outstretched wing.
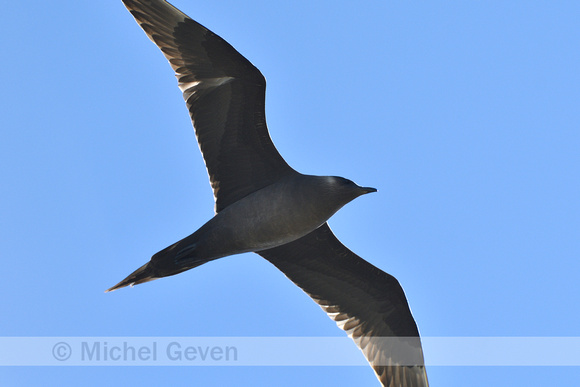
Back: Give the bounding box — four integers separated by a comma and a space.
122, 0, 295, 212
258, 223, 429, 387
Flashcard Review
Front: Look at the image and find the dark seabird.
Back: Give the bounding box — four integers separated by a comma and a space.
108, 1, 428, 385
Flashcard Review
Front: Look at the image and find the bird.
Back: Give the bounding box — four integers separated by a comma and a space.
108, 1, 429, 385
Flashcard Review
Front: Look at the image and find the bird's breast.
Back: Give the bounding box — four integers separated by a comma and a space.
195, 177, 338, 258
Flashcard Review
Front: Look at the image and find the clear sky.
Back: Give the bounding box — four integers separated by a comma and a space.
2, 1, 579, 386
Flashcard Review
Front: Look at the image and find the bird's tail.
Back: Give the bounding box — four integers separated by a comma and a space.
105, 262, 157, 292
106, 231, 211, 293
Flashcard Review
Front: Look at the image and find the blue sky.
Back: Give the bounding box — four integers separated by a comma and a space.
2, 1, 579, 386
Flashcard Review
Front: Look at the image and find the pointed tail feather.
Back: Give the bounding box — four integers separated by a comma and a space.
106, 262, 158, 292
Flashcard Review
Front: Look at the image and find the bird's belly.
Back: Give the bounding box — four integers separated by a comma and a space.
195, 190, 329, 258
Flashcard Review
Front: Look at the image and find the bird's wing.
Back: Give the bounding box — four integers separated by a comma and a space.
122, 0, 295, 212
258, 223, 429, 387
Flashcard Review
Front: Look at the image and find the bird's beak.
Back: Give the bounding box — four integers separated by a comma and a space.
360, 186, 378, 194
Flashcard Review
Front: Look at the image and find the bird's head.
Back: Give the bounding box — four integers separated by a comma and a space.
322, 176, 377, 204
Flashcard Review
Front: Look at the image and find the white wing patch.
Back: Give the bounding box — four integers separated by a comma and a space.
179, 76, 235, 101
318, 300, 428, 386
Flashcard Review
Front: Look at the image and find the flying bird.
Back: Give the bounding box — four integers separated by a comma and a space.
109, 1, 428, 385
